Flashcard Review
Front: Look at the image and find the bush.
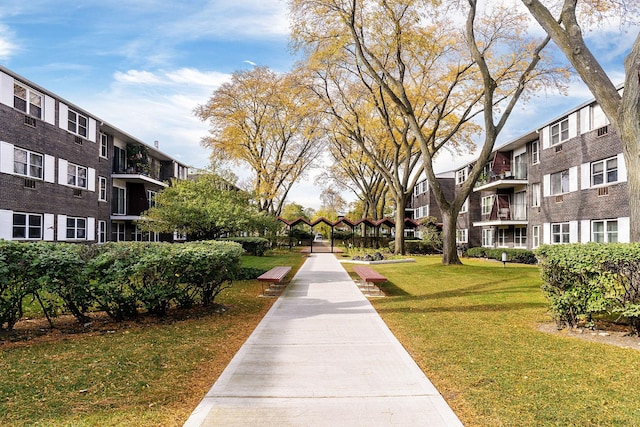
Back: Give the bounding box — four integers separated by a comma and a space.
392, 240, 440, 255
536, 243, 640, 333
0, 241, 40, 330
223, 237, 270, 256
466, 247, 537, 264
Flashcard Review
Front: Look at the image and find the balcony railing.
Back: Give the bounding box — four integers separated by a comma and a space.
475, 161, 528, 188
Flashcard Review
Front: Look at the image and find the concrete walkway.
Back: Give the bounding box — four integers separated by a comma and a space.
183, 253, 463, 426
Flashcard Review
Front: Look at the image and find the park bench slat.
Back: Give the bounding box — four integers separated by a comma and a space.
352, 265, 387, 283
257, 266, 291, 283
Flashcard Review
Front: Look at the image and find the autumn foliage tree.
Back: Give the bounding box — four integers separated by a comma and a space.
195, 66, 326, 216
290, 0, 567, 263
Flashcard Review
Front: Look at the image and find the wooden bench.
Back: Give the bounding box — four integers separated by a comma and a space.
352, 265, 387, 296
257, 266, 292, 296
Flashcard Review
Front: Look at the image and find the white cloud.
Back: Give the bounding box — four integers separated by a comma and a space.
0, 24, 18, 60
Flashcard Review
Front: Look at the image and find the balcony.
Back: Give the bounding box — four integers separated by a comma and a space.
473, 195, 528, 227
474, 162, 528, 192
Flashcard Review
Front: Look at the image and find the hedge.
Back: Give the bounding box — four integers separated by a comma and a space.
222, 237, 270, 256
536, 243, 640, 333
0, 240, 243, 329
466, 247, 537, 264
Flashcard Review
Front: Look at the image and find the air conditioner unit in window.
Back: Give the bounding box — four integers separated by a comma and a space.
73, 189, 82, 197
597, 186, 609, 196
555, 195, 564, 203
554, 145, 563, 153
23, 115, 37, 127
75, 136, 83, 145
24, 178, 36, 189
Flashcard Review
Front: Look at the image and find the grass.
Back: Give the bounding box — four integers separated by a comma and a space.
0, 251, 305, 427
354, 256, 640, 427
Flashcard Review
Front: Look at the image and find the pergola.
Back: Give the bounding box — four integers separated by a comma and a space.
277, 216, 420, 253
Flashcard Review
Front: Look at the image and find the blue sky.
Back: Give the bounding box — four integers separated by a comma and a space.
0, 1, 635, 210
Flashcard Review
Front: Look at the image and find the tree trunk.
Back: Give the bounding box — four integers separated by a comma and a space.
440, 210, 462, 265
393, 195, 406, 255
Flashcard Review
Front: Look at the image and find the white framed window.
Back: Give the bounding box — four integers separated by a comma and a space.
14, 82, 43, 119
113, 187, 126, 215
99, 176, 107, 201
531, 140, 539, 165
67, 163, 88, 188
532, 225, 540, 248
66, 217, 86, 240
592, 220, 618, 243
514, 226, 527, 247
497, 228, 508, 247
550, 170, 569, 195
13, 147, 43, 179
531, 183, 541, 207
456, 229, 468, 244
97, 220, 107, 243
100, 133, 109, 158
112, 222, 126, 241
12, 213, 42, 240
147, 190, 157, 209
67, 109, 88, 137
456, 168, 468, 185
481, 195, 494, 215
550, 118, 569, 145
460, 198, 468, 214
482, 228, 494, 247
591, 157, 618, 186
514, 153, 527, 179
552, 222, 570, 244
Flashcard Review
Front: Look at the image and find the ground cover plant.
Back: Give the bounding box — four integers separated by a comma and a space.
359, 256, 640, 426
0, 251, 304, 427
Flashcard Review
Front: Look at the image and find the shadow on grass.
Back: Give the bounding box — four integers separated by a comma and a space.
375, 301, 546, 314
378, 280, 411, 296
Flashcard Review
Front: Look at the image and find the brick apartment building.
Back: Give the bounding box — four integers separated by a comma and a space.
0, 66, 188, 243
410, 91, 630, 250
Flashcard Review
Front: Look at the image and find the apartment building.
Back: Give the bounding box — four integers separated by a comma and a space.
406, 171, 455, 238
0, 66, 188, 243
436, 92, 629, 250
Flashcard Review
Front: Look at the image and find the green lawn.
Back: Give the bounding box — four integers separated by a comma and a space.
360, 256, 640, 427
0, 251, 304, 427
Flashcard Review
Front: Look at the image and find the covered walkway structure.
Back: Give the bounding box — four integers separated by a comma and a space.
278, 216, 420, 253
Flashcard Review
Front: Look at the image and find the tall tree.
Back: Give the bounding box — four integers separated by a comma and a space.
520, 0, 640, 241
195, 66, 326, 216
290, 0, 566, 263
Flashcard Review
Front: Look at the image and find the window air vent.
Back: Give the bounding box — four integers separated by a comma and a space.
555, 195, 564, 203
597, 126, 609, 137
73, 189, 82, 197
24, 178, 36, 189
554, 145, 563, 153
75, 136, 84, 145
597, 186, 609, 197
24, 115, 37, 127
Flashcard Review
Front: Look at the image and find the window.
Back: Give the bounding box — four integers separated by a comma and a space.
97, 220, 107, 243
456, 168, 468, 185
550, 118, 569, 145
592, 220, 618, 243
514, 226, 527, 247
66, 217, 86, 240
552, 222, 570, 244
13, 147, 43, 179
531, 183, 541, 207
12, 213, 42, 240
99, 177, 107, 201
482, 228, 494, 247
147, 190, 157, 209
550, 170, 570, 195
460, 198, 468, 214
531, 140, 539, 165
497, 228, 508, 247
113, 187, 126, 215
68, 109, 88, 137
481, 195, 494, 215
591, 157, 618, 186
514, 153, 527, 179
456, 229, 468, 244
67, 163, 88, 188
532, 225, 540, 248
14, 82, 43, 119
112, 222, 126, 241
100, 133, 109, 158
114, 146, 127, 173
